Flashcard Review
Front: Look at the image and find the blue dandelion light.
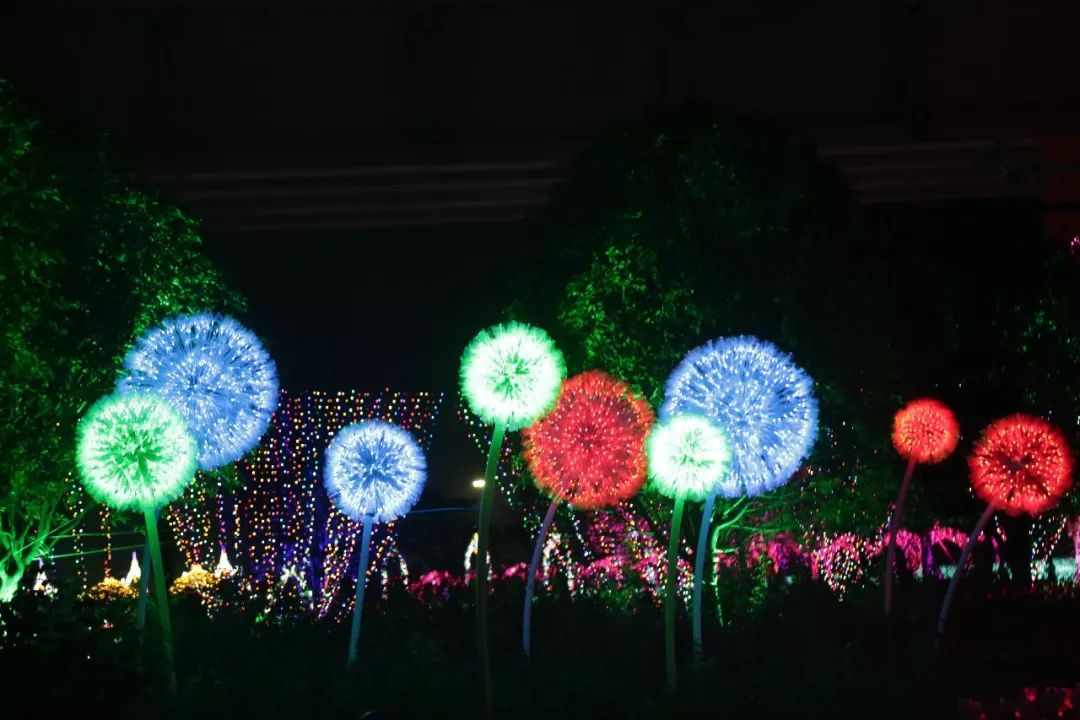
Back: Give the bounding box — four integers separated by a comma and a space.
324, 420, 427, 523
118, 312, 279, 471
661, 336, 818, 497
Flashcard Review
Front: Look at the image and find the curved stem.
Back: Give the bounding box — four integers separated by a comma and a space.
476, 423, 506, 718
936, 503, 995, 639
665, 497, 686, 694
347, 513, 374, 668
143, 506, 176, 696
884, 454, 918, 616
692, 492, 717, 663
522, 497, 559, 658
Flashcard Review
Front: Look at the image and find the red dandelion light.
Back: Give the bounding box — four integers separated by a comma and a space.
892, 398, 959, 464
969, 414, 1074, 516
523, 370, 655, 510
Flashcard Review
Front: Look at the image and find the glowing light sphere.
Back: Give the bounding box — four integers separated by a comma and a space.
522, 370, 655, 509
460, 322, 565, 431
647, 414, 732, 502
892, 398, 960, 464
324, 420, 427, 523
661, 336, 817, 497
968, 414, 1074, 516
77, 393, 198, 511
119, 312, 279, 470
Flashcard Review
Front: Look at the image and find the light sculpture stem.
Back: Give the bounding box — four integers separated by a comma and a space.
691, 491, 717, 663
936, 503, 996, 639
136, 506, 158, 631
884, 454, 918, 616
476, 422, 506, 718
665, 497, 686, 694
347, 512, 374, 668
143, 506, 176, 695
522, 497, 559, 658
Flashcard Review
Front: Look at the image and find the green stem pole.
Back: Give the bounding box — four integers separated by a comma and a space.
137, 506, 159, 631
143, 506, 176, 695
692, 492, 717, 663
476, 422, 506, 717
347, 513, 374, 668
884, 454, 918, 617
936, 503, 995, 640
522, 497, 559, 658
665, 497, 686, 694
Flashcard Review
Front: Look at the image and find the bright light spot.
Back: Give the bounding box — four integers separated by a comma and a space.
471, 478, 486, 489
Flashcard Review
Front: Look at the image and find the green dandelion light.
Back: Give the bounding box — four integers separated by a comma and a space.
77, 392, 198, 510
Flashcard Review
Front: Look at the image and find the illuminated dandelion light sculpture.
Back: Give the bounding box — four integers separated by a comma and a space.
119, 312, 279, 470
937, 414, 1073, 638
324, 420, 427, 668
661, 336, 817, 661
520, 370, 654, 657
77, 392, 197, 693
646, 413, 732, 693
884, 398, 959, 616
460, 322, 564, 713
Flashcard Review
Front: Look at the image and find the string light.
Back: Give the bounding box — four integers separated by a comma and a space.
119, 312, 279, 470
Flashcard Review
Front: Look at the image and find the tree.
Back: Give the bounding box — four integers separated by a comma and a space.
0, 79, 243, 601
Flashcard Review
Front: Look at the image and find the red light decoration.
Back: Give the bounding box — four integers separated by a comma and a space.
968, 414, 1074, 516
522, 371, 655, 509
892, 398, 960, 464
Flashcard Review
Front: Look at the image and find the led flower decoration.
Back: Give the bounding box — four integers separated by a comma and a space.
661, 336, 817, 497
647, 414, 732, 502
884, 398, 960, 616
460, 321, 565, 431
324, 420, 427, 667
459, 321, 564, 711
119, 312, 279, 470
892, 398, 960, 464
523, 370, 654, 509
519, 370, 654, 656
325, 420, 427, 523
77, 392, 197, 511
968, 414, 1073, 516
938, 414, 1074, 638
662, 336, 817, 663
646, 413, 732, 692
77, 392, 198, 692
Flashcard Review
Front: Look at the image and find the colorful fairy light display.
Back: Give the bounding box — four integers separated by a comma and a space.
661, 336, 818, 497
968, 414, 1074, 516
76, 393, 198, 511
520, 370, 654, 655
324, 419, 427, 666
892, 398, 960, 464
884, 398, 960, 616
165, 389, 444, 621
523, 371, 654, 509
460, 321, 566, 432
119, 312, 279, 470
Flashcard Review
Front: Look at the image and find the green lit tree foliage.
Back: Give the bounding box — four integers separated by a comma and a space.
518, 108, 896, 542
0, 80, 242, 601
